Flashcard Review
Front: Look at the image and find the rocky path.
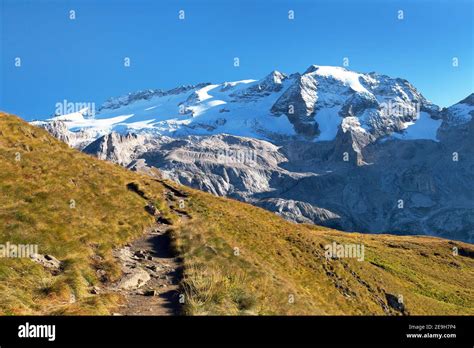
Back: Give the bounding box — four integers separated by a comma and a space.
106, 183, 189, 316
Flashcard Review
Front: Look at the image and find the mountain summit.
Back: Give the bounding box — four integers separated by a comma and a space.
35, 65, 444, 145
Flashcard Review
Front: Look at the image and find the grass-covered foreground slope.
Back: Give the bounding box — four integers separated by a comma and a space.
0, 114, 172, 314
174, 191, 474, 315
0, 113, 473, 315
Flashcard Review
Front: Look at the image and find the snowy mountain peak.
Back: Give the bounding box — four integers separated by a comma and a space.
34, 64, 472, 149
303, 64, 336, 74
265, 70, 287, 84
440, 93, 474, 127
304, 65, 375, 94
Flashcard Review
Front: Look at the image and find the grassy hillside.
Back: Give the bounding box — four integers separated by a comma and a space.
173, 190, 474, 315
0, 114, 170, 314
0, 113, 473, 315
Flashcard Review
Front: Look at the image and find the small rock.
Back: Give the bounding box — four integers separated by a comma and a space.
205, 245, 218, 255
385, 293, 406, 313
90, 286, 101, 295
30, 253, 62, 272
143, 290, 157, 297
117, 268, 151, 290
145, 203, 160, 216
90, 254, 103, 262
147, 256, 154, 261
134, 250, 147, 259
156, 216, 173, 225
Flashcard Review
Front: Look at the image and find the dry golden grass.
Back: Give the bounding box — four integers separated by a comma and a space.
170, 182, 474, 315
0, 113, 167, 314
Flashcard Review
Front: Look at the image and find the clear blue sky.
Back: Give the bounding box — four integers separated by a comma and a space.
1, 0, 473, 120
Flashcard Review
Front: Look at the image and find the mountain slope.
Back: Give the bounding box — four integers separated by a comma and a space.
1, 113, 473, 315
175, 190, 474, 315
0, 114, 169, 314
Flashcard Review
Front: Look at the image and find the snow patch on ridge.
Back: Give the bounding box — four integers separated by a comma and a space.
308, 65, 373, 94
314, 107, 342, 141
195, 84, 220, 102
393, 112, 442, 141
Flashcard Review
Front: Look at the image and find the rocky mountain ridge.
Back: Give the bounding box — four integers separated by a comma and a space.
33, 66, 474, 242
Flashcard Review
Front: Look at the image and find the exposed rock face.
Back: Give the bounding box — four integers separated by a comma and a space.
269, 66, 438, 143
257, 198, 341, 226
437, 93, 474, 139
271, 73, 319, 137
332, 117, 374, 166
232, 70, 287, 99
36, 120, 100, 150
83, 132, 149, 166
